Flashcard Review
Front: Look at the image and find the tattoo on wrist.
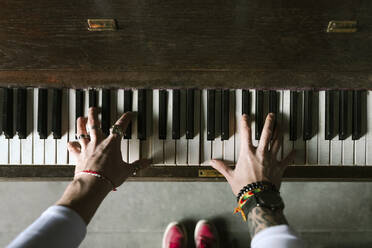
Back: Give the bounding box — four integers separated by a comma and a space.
247, 207, 288, 237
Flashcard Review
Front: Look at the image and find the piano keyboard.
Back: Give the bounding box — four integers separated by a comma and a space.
1, 88, 372, 181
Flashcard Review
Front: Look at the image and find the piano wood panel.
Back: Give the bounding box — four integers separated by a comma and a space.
0, 165, 372, 181
1, 0, 372, 89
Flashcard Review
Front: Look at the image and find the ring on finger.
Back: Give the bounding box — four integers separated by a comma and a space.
110, 124, 124, 138
77, 134, 91, 140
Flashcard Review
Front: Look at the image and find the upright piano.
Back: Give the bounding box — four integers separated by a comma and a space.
1, 0, 372, 181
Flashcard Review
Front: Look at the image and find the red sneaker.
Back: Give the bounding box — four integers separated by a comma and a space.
162, 221, 187, 248
194, 220, 220, 248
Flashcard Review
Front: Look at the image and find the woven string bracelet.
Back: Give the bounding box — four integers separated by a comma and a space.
75, 170, 117, 191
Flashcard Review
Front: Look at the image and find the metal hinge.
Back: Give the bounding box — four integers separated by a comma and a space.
327, 21, 357, 33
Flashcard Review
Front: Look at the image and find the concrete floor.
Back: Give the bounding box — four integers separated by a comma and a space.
1, 181, 372, 248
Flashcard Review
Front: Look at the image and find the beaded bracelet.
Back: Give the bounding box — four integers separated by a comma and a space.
236, 181, 277, 202
233, 188, 262, 221
75, 170, 117, 191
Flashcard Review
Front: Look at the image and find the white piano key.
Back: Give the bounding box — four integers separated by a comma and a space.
84, 89, 89, 117
306, 91, 318, 165
68, 89, 76, 165
45, 89, 57, 164
164, 89, 176, 165
212, 90, 223, 160
318, 91, 330, 165
152, 90, 164, 164
33, 88, 45, 164
140, 90, 153, 160
57, 89, 69, 164
294, 91, 305, 165
117, 89, 129, 163
176, 90, 188, 165
276, 90, 283, 162
251, 90, 258, 147
0, 88, 8, 163
98, 89, 103, 123
188, 89, 201, 165
282, 90, 293, 164
367, 91, 372, 165
234, 89, 242, 163
10, 90, 21, 164
201, 90, 212, 165
110, 89, 117, 127
21, 89, 34, 164
330, 92, 342, 165
223, 90, 235, 164
129, 89, 140, 163
354, 91, 367, 165
342, 91, 354, 165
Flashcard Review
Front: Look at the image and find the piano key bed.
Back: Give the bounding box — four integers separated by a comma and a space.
1, 88, 372, 181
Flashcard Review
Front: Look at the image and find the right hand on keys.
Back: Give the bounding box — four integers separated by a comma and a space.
211, 113, 295, 196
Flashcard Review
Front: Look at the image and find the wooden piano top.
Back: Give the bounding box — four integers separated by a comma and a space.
1, 0, 372, 89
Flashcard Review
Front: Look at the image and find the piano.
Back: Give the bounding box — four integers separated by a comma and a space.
1, 0, 372, 181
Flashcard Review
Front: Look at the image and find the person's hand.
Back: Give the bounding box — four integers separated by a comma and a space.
211, 113, 294, 195
67, 107, 151, 189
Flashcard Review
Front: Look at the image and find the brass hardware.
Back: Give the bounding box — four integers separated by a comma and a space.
198, 169, 224, 178
87, 19, 117, 31
327, 21, 357, 33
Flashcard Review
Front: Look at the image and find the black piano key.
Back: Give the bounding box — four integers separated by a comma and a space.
352, 90, 362, 140
325, 90, 334, 140
242, 90, 250, 116
51, 89, 62, 139
124, 90, 132, 139
303, 90, 313, 140
101, 89, 111, 137
172, 89, 181, 139
221, 89, 230, 141
186, 89, 195, 139
138, 89, 147, 140
269, 90, 278, 130
37, 88, 48, 139
289, 91, 298, 141
339, 91, 348, 140
207, 90, 216, 141
255, 90, 264, 140
159, 90, 167, 140
89, 89, 97, 108
75, 89, 84, 120
2, 88, 14, 139
16, 88, 27, 139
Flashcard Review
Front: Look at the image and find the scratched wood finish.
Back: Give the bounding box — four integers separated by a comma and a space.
1, 0, 372, 89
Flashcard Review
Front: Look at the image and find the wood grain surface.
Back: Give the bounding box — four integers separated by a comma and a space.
1, 0, 372, 88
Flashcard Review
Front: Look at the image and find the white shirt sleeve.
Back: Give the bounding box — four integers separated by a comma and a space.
251, 224, 305, 248
7, 205, 87, 248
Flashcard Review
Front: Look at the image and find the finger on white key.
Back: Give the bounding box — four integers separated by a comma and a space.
282, 90, 293, 164
117, 89, 129, 163
223, 90, 235, 164
129, 89, 140, 163
234, 89, 243, 163
201, 89, 212, 165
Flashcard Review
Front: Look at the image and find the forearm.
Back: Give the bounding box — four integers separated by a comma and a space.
56, 176, 111, 225
247, 207, 288, 238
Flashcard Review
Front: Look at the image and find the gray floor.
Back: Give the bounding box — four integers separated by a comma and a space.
1, 181, 372, 248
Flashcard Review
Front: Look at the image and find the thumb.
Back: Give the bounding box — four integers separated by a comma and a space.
210, 159, 233, 181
